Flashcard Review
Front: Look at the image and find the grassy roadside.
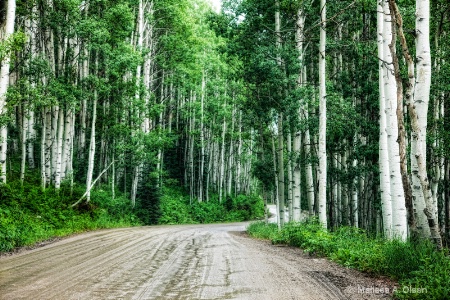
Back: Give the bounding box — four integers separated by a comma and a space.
0, 181, 141, 253
247, 220, 450, 300
0, 179, 265, 254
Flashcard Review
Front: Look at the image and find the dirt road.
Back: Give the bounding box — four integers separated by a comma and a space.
0, 223, 393, 299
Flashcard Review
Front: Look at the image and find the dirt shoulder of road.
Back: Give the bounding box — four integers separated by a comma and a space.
232, 230, 398, 300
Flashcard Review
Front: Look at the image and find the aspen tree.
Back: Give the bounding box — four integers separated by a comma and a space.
130, 0, 145, 206
218, 96, 226, 202
318, 0, 327, 228
378, 0, 392, 238
388, 0, 440, 247
275, 0, 285, 226
293, 5, 303, 222
199, 69, 206, 202
383, 0, 407, 240
227, 103, 236, 197
303, 67, 315, 217
0, 0, 16, 184
287, 126, 293, 222
86, 58, 99, 203
413, 0, 441, 248
54, 108, 64, 189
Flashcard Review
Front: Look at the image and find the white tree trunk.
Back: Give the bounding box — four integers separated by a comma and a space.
199, 70, 206, 202
0, 0, 16, 184
352, 157, 359, 227
287, 128, 293, 222
412, 0, 441, 248
219, 98, 226, 203
383, 0, 407, 240
378, 0, 392, 238
318, 0, 327, 229
20, 106, 27, 184
54, 108, 64, 189
40, 110, 46, 190
272, 133, 280, 229
293, 7, 305, 223
86, 88, 98, 202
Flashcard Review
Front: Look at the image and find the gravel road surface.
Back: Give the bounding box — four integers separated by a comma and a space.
0, 223, 394, 299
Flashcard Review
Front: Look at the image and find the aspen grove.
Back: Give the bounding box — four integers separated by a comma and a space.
1, 0, 450, 248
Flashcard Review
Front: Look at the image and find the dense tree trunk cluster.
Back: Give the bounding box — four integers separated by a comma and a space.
233, 0, 450, 247
0, 0, 255, 216
1, 0, 450, 247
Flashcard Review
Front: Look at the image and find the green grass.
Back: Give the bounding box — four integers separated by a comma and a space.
247, 220, 450, 300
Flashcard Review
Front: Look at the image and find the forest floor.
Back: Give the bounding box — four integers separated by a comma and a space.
0, 223, 396, 300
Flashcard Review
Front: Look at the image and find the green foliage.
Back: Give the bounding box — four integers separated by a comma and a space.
247, 221, 450, 300
246, 221, 279, 240
156, 186, 264, 225
157, 187, 195, 225
0, 179, 140, 253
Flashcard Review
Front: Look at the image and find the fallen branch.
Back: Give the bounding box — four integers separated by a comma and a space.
71, 160, 115, 207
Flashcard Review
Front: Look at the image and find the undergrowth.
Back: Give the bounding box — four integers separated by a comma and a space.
247, 220, 450, 300
157, 186, 265, 225
0, 180, 141, 253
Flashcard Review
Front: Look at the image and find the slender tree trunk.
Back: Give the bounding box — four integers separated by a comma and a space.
40, 109, 47, 190
412, 0, 441, 248
384, 0, 407, 240
198, 70, 206, 202
293, 9, 303, 222
378, 0, 392, 238
318, 0, 327, 229
0, 0, 16, 184
20, 105, 27, 184
287, 127, 293, 222
54, 108, 64, 189
86, 59, 98, 203
219, 98, 226, 203
272, 133, 280, 229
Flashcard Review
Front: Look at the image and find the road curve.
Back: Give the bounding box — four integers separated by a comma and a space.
0, 223, 393, 300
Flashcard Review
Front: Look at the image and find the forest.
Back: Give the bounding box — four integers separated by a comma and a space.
0, 0, 450, 297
